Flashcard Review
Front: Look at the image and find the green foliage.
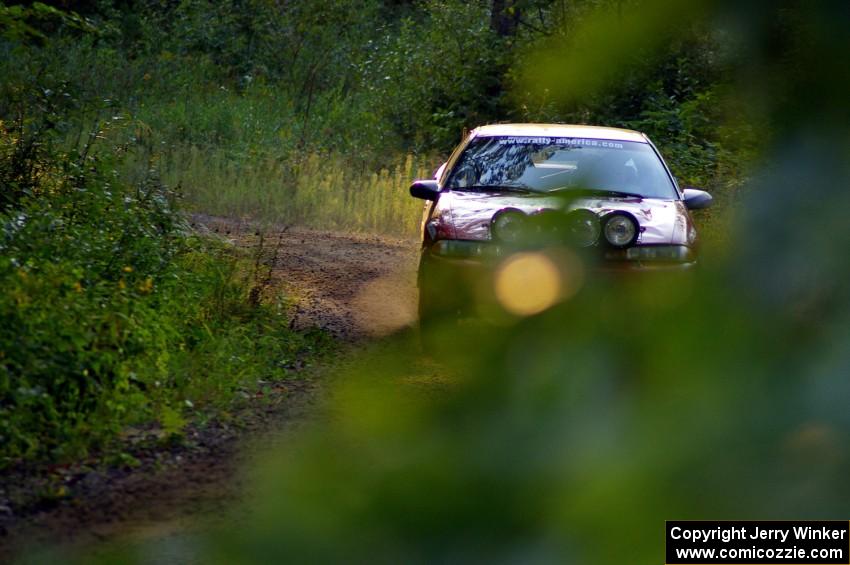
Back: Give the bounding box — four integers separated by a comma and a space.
364, 0, 508, 150
0, 94, 324, 467
0, 2, 99, 43
515, 17, 755, 188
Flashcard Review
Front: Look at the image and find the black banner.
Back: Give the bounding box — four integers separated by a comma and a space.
666, 521, 850, 564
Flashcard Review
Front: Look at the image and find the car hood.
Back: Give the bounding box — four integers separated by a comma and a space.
440, 190, 694, 246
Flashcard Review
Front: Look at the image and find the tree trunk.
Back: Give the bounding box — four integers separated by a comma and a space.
491, 0, 521, 37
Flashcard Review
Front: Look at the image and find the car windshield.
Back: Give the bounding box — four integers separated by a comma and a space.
445, 136, 678, 199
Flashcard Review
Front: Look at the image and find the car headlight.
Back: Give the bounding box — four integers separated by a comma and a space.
605, 245, 695, 262
564, 209, 601, 247
491, 208, 526, 243
432, 240, 499, 258
603, 213, 639, 247
626, 245, 694, 262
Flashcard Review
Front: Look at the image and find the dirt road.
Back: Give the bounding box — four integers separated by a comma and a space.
0, 217, 421, 559
213, 217, 421, 340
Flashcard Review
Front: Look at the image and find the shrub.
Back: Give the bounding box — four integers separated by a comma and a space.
0, 101, 320, 466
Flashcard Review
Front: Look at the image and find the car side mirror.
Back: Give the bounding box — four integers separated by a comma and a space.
410, 179, 440, 201
683, 188, 713, 210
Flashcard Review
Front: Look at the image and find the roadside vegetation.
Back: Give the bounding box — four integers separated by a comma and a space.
0, 4, 334, 468
0, 111, 328, 466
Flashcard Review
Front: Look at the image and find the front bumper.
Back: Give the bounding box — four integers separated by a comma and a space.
420, 241, 697, 283
418, 242, 696, 318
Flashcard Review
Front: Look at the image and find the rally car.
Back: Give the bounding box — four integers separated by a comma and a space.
409, 124, 712, 325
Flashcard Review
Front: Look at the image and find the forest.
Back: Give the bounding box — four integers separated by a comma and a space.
2, 0, 850, 561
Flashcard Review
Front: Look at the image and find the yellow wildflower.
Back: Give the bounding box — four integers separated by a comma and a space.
139, 277, 154, 294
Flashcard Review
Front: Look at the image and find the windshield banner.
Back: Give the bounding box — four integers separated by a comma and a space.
497, 136, 625, 149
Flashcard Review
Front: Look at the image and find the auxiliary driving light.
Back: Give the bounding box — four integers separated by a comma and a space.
603, 212, 639, 248
564, 209, 601, 247
490, 208, 527, 243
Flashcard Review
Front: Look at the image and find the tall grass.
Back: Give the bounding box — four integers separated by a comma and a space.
144, 141, 733, 245
153, 147, 433, 237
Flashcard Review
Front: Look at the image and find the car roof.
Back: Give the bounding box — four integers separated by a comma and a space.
471, 123, 647, 143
